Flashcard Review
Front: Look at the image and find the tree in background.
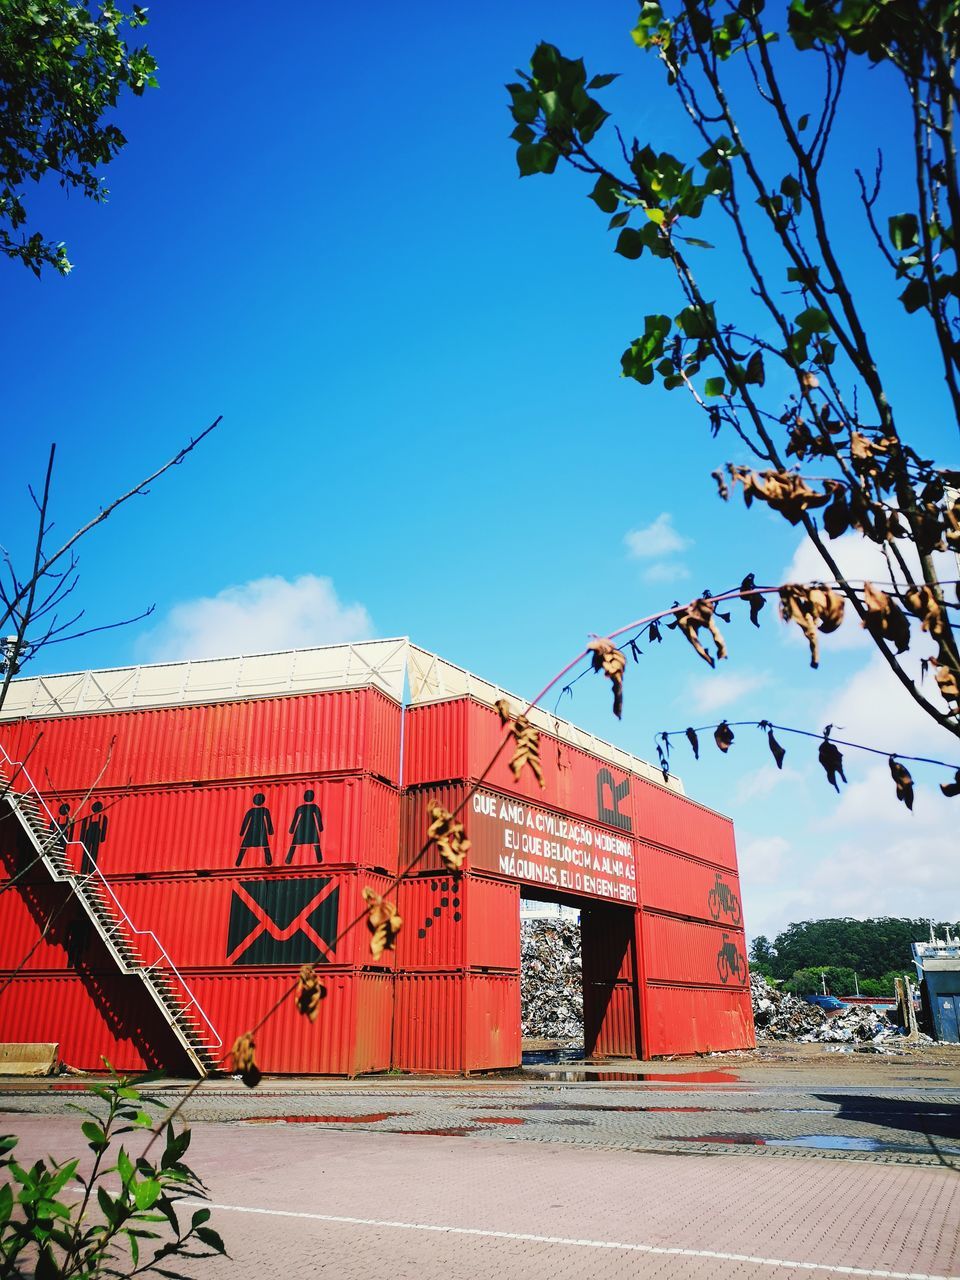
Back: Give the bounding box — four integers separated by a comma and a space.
508, 0, 960, 795
0, 0, 157, 276
764, 916, 958, 979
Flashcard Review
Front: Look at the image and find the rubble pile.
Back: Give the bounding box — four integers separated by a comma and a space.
520, 918, 582, 1042
751, 972, 926, 1046
751, 972, 828, 1039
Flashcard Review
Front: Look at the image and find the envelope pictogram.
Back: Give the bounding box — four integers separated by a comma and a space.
226, 876, 340, 966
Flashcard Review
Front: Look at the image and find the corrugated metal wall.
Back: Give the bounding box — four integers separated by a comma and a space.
0, 687, 402, 790
0, 679, 755, 1074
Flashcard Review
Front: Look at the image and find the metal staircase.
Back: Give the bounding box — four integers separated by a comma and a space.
0, 751, 221, 1077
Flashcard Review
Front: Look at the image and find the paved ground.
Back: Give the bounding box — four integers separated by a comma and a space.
3, 1049, 960, 1278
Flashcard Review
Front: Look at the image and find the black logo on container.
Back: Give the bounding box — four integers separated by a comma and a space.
707, 872, 741, 926
716, 933, 747, 985
226, 877, 339, 965
596, 768, 632, 833
416, 877, 462, 939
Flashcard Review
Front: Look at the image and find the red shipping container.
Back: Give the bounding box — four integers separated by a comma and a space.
103, 871, 399, 972
0, 877, 111, 973
584, 981, 639, 1058
580, 901, 636, 984
642, 911, 750, 989
638, 844, 744, 927
404, 698, 653, 834
0, 972, 197, 1073
395, 871, 519, 971
643, 983, 756, 1056
392, 972, 521, 1073
402, 783, 639, 907
21, 775, 400, 879
0, 686, 401, 793
634, 787, 738, 870
187, 969, 394, 1075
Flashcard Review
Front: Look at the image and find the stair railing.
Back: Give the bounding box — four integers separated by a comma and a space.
0, 744, 222, 1056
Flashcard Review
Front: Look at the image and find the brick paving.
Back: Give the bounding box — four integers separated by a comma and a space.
4, 1073, 960, 1277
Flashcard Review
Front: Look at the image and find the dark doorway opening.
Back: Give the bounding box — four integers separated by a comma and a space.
519, 888, 642, 1063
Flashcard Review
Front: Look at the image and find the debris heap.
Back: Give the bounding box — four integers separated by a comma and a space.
751, 972, 925, 1047
521, 918, 582, 1042
751, 972, 828, 1039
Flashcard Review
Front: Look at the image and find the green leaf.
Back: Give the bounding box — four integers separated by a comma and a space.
589, 173, 619, 214
82, 1121, 107, 1150
45, 1160, 79, 1197
677, 303, 716, 338
97, 1185, 119, 1226
798, 113, 810, 131
615, 227, 647, 259
117, 1148, 135, 1185
191, 1208, 211, 1227
795, 306, 830, 334
676, 235, 714, 249
899, 278, 929, 312
162, 1129, 191, 1169
608, 211, 629, 229
587, 72, 619, 89
704, 376, 726, 397
889, 213, 919, 251
135, 1179, 162, 1211
787, 265, 820, 286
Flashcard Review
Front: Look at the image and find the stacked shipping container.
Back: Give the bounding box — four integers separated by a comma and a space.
0, 644, 754, 1074
0, 687, 403, 1074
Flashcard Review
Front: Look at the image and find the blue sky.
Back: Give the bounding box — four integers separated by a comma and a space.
6, 1, 959, 946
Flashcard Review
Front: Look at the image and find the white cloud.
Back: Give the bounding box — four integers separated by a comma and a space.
625, 513, 692, 559
141, 575, 374, 661
685, 670, 770, 714
735, 763, 803, 805
641, 561, 691, 585
737, 835, 789, 887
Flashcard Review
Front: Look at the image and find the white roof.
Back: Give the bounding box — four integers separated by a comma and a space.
0, 637, 681, 792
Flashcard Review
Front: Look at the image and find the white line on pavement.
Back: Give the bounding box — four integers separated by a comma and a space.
183, 1199, 958, 1280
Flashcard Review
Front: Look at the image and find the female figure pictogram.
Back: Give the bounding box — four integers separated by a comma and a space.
236, 793, 274, 867
78, 801, 107, 873
285, 789, 324, 864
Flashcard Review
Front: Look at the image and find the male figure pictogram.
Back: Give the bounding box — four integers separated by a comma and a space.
237, 793, 274, 867
285, 789, 324, 864
47, 802, 72, 854
78, 801, 107, 873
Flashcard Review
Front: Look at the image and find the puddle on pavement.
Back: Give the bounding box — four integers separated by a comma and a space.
522, 1047, 586, 1065
241, 1112, 400, 1125
670, 1132, 960, 1155
524, 1068, 743, 1084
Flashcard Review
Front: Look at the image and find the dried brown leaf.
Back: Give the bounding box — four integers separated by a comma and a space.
818, 738, 847, 792
779, 584, 845, 667
888, 757, 914, 811
767, 728, 786, 770
363, 886, 402, 958
674, 598, 727, 668
494, 698, 513, 726
931, 656, 960, 704
714, 721, 734, 753
861, 582, 910, 653
295, 964, 324, 1023
940, 769, 960, 799
685, 726, 700, 759
588, 638, 626, 718
712, 468, 730, 501
739, 573, 765, 627
426, 802, 471, 871
231, 1032, 262, 1088
904, 585, 948, 643
509, 714, 545, 788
